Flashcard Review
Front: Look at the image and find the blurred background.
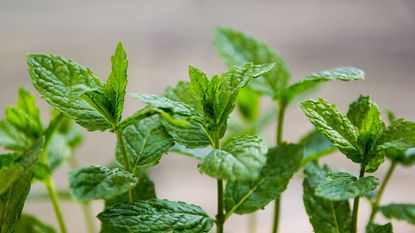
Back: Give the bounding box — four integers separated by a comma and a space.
1, 0, 414, 232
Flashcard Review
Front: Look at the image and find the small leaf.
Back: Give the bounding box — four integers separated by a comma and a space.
236, 87, 260, 122
0, 120, 31, 151
69, 165, 137, 201
98, 199, 214, 233
0, 155, 24, 194
380, 203, 415, 225
300, 130, 336, 166
303, 163, 351, 233
300, 98, 362, 163
316, 172, 379, 201
284, 67, 364, 103
198, 135, 267, 181
164, 81, 203, 113
225, 144, 302, 214
366, 223, 393, 233
14, 214, 56, 233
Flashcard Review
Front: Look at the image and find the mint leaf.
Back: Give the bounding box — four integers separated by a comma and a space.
284, 67, 364, 103
0, 120, 31, 151
300, 130, 336, 166
0, 139, 43, 233
162, 116, 211, 148
0, 158, 24, 194
164, 81, 203, 113
315, 172, 379, 201
169, 144, 210, 160
225, 144, 302, 214
117, 115, 174, 168
98, 199, 214, 233
366, 223, 393, 233
380, 203, 415, 225
27, 54, 113, 131
198, 135, 267, 181
300, 98, 362, 163
303, 163, 351, 233
105, 42, 128, 123
236, 87, 260, 122
14, 214, 56, 233
69, 165, 137, 201
214, 27, 290, 98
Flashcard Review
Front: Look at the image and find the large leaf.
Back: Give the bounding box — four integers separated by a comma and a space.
366, 223, 393, 233
98, 199, 214, 233
283, 67, 364, 103
214, 27, 290, 98
315, 172, 379, 201
69, 165, 137, 201
118, 115, 174, 168
225, 144, 302, 214
380, 203, 415, 225
300, 130, 336, 166
14, 214, 56, 233
198, 135, 267, 181
303, 163, 351, 233
27, 54, 113, 131
0, 140, 43, 233
300, 98, 362, 163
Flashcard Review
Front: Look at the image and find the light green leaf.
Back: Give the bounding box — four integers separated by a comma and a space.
98, 199, 214, 233
380, 203, 415, 225
300, 98, 362, 163
303, 163, 351, 233
164, 81, 203, 113
0, 139, 44, 233
27, 54, 113, 131
225, 144, 302, 214
169, 144, 210, 160
14, 214, 56, 233
236, 87, 260, 122
366, 223, 393, 233
284, 67, 364, 103
105, 42, 128, 123
46, 134, 71, 172
117, 115, 174, 168
69, 165, 137, 201
214, 27, 290, 98
198, 135, 267, 181
0, 120, 31, 151
300, 130, 336, 166
316, 172, 379, 201
0, 160, 24, 195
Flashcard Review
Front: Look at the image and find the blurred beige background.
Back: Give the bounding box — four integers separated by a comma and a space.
1, 0, 415, 232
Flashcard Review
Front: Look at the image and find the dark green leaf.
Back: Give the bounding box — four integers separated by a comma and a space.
225, 144, 302, 214
300, 130, 336, 166
316, 172, 379, 201
366, 223, 393, 233
303, 163, 351, 233
380, 203, 415, 225
69, 165, 137, 201
98, 199, 214, 233
14, 214, 56, 233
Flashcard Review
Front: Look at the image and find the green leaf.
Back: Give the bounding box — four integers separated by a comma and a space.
284, 67, 364, 103
14, 214, 56, 233
27, 54, 113, 131
214, 27, 290, 98
366, 223, 393, 233
300, 98, 362, 163
169, 144, 210, 160
300, 130, 336, 166
380, 203, 415, 225
198, 135, 267, 181
98, 199, 214, 233
46, 134, 71, 172
303, 163, 351, 233
164, 81, 203, 113
0, 120, 31, 151
315, 172, 379, 201
0, 160, 24, 195
0, 139, 44, 233
236, 87, 260, 122
105, 42, 128, 123
69, 165, 138, 201
117, 115, 174, 168
225, 144, 302, 214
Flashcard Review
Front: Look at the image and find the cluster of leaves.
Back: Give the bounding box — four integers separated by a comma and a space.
0, 26, 414, 233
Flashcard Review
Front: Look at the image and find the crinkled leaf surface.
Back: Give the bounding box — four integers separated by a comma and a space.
380, 203, 415, 225
198, 135, 267, 181
300, 98, 362, 163
98, 199, 214, 233
14, 214, 56, 233
225, 144, 302, 214
69, 165, 137, 201
303, 163, 351, 233
316, 172, 379, 201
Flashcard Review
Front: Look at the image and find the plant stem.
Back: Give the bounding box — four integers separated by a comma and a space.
248, 214, 257, 233
368, 161, 397, 223
272, 101, 286, 233
351, 164, 366, 233
115, 130, 134, 202
217, 179, 225, 233
45, 177, 67, 233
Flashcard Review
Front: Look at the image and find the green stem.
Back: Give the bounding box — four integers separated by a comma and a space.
248, 214, 257, 233
216, 179, 225, 233
45, 177, 67, 233
272, 101, 286, 233
351, 164, 366, 233
115, 130, 133, 202
368, 161, 397, 223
